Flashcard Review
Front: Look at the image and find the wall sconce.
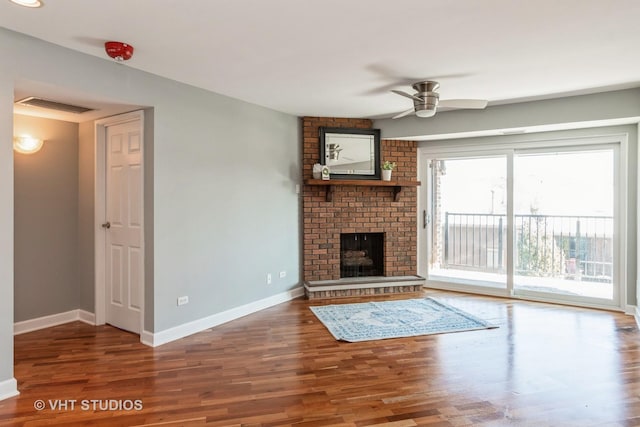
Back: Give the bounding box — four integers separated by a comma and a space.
13, 135, 44, 154
9, 0, 43, 8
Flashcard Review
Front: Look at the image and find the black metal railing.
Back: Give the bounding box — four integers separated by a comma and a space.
443, 212, 613, 282
444, 213, 505, 272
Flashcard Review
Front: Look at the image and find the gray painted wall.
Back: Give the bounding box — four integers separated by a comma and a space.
14, 115, 79, 322
150, 92, 300, 331
78, 121, 95, 312
0, 27, 300, 390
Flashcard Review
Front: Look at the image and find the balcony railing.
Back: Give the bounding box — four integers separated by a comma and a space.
442, 212, 613, 283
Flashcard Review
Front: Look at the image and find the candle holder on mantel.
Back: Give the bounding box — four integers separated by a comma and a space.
312, 163, 323, 179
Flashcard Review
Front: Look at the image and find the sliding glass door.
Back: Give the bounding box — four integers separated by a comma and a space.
423, 141, 622, 309
513, 148, 616, 304
427, 155, 508, 290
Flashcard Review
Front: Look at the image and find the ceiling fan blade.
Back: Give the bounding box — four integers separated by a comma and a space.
392, 108, 415, 119
391, 89, 422, 102
438, 99, 488, 109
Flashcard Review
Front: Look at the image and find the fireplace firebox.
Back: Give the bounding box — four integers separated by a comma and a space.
340, 233, 384, 278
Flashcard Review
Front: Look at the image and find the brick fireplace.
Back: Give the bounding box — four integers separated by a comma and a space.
302, 117, 423, 297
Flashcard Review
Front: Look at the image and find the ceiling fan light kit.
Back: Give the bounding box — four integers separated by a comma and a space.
415, 109, 436, 118
391, 80, 488, 119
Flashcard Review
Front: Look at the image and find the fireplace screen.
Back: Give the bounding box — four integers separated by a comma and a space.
340, 233, 384, 278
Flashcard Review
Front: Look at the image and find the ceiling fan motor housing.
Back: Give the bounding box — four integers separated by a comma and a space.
412, 81, 439, 115
412, 81, 440, 93
391, 79, 488, 119
413, 93, 438, 108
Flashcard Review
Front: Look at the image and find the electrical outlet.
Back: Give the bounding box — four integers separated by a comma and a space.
279, 271, 286, 278
267, 273, 272, 285
177, 296, 189, 306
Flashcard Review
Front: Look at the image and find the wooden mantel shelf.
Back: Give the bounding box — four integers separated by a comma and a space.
304, 179, 421, 202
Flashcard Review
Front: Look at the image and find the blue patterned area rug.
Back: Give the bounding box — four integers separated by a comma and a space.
310, 298, 497, 342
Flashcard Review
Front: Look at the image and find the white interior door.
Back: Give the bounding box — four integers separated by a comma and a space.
104, 118, 143, 333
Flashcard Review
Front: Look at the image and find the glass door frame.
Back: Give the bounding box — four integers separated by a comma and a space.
418, 134, 628, 311
419, 152, 512, 294
511, 143, 622, 308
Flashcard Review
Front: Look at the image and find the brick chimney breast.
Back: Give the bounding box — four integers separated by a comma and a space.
302, 117, 418, 282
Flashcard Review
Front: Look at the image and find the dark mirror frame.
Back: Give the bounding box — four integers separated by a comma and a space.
319, 127, 381, 180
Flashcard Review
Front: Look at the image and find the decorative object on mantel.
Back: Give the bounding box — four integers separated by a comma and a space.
319, 127, 381, 180
312, 163, 323, 179
321, 165, 331, 180
310, 297, 497, 342
381, 160, 396, 181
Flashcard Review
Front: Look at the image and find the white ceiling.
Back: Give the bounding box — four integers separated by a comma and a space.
2, 0, 640, 122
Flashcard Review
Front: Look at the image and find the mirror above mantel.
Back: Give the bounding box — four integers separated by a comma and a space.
320, 127, 381, 180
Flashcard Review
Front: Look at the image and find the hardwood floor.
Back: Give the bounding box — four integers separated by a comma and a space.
1, 290, 639, 426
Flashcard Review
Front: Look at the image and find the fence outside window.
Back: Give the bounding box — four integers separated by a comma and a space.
442, 213, 613, 283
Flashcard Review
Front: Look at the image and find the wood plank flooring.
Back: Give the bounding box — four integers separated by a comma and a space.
1, 290, 639, 426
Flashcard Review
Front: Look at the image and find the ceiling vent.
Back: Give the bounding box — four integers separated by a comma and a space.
15, 97, 94, 114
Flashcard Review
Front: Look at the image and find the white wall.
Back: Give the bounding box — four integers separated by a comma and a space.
0, 28, 300, 395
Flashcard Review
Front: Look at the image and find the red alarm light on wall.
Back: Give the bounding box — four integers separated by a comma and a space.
104, 41, 134, 61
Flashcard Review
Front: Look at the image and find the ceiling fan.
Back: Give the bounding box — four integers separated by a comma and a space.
391, 81, 488, 119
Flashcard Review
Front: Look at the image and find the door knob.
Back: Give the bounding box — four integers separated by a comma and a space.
101, 222, 111, 229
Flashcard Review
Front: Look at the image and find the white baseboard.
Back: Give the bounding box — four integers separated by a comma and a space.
140, 330, 154, 347
0, 378, 19, 401
14, 309, 96, 335
636, 306, 640, 329
142, 286, 304, 347
78, 309, 96, 325
625, 305, 637, 315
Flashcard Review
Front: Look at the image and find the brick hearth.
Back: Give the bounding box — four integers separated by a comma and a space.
304, 276, 425, 300
302, 117, 421, 297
